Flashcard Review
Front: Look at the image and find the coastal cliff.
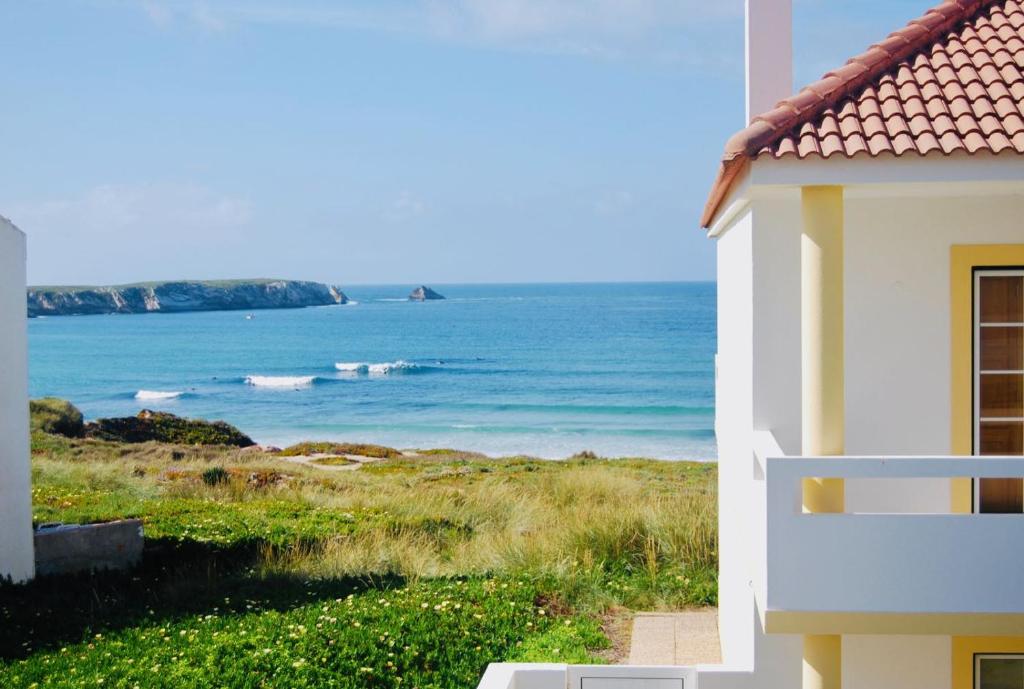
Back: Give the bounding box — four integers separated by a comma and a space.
27, 279, 348, 317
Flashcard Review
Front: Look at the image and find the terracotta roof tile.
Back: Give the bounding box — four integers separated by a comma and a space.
702, 0, 1024, 228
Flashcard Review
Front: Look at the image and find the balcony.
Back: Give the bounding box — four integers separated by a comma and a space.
758, 433, 1024, 635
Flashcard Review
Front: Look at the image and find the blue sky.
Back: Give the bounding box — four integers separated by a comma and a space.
3, 0, 930, 286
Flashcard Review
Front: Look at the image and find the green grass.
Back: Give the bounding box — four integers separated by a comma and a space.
309, 457, 360, 467
278, 442, 403, 459
4, 432, 718, 688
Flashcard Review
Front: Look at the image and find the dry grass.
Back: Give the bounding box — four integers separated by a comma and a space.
30, 433, 718, 611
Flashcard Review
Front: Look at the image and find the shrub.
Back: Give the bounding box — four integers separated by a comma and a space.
29, 398, 84, 438
84, 410, 255, 447
201, 466, 230, 486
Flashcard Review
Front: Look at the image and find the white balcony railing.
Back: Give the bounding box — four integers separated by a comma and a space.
476, 664, 698, 689
761, 441, 1024, 629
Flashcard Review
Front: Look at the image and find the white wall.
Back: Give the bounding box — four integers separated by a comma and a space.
715, 205, 803, 688
843, 636, 950, 689
844, 194, 1024, 512
0, 217, 34, 582
715, 209, 755, 670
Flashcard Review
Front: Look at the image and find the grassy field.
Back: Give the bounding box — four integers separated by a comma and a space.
1, 433, 717, 688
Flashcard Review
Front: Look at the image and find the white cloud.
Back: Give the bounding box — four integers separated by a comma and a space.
127, 0, 741, 58
9, 182, 254, 284
594, 190, 634, 216
9, 182, 251, 239
191, 2, 226, 32
382, 191, 426, 223
141, 0, 172, 26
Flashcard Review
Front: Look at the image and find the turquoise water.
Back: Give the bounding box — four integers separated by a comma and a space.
28, 282, 716, 460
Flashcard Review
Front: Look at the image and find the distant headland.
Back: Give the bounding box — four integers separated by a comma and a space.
27, 279, 348, 317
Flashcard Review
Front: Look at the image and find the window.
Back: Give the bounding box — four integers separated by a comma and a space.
974, 270, 1024, 513
976, 654, 1024, 689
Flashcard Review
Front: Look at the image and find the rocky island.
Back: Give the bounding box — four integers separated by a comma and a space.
27, 279, 348, 317
409, 285, 445, 301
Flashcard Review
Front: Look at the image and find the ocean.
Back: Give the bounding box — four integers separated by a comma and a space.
27, 282, 716, 460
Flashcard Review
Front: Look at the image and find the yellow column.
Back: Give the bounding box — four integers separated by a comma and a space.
801, 185, 844, 689
804, 635, 842, 689
801, 185, 845, 512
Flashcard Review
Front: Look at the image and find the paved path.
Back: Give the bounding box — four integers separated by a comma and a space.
280, 449, 420, 472
628, 610, 722, 666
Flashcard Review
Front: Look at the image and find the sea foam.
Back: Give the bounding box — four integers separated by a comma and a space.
245, 375, 317, 388
335, 360, 421, 375
135, 390, 184, 400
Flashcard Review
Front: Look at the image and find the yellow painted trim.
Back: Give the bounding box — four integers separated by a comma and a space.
803, 635, 842, 689
765, 610, 1024, 636
802, 186, 845, 515
950, 245, 1024, 513
953, 636, 1024, 689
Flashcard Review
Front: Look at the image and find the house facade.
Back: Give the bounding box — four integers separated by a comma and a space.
0, 216, 35, 583
478, 0, 1024, 687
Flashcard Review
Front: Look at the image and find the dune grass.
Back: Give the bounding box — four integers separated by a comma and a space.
3, 433, 718, 688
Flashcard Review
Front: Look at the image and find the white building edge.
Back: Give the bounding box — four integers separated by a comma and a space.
0, 216, 35, 584
479, 0, 1024, 687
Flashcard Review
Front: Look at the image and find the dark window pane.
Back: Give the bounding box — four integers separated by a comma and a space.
980, 374, 1024, 418
981, 327, 1024, 371
980, 422, 1024, 455
980, 276, 1024, 324
978, 657, 1024, 689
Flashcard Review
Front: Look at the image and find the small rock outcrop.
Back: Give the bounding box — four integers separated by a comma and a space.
27, 279, 348, 317
30, 398, 85, 438
84, 410, 255, 447
409, 286, 445, 301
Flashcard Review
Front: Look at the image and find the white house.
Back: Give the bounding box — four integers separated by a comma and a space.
0, 216, 35, 583
478, 0, 1024, 687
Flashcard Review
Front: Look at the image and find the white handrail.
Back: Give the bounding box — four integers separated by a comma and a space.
767, 454, 1024, 480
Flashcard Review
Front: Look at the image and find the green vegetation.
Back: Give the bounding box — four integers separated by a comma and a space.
3, 430, 717, 688
201, 466, 231, 486
309, 456, 360, 467
28, 278, 283, 293
84, 410, 255, 447
278, 442, 404, 459
28, 399, 84, 438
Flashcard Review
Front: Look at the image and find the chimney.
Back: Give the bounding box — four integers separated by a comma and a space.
745, 0, 793, 124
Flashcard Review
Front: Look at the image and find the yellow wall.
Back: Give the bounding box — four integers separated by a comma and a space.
953, 637, 1024, 689
949, 245, 1024, 513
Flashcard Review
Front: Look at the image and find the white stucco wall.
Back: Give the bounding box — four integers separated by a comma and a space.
723, 191, 1024, 515
0, 217, 34, 583
715, 204, 803, 688
843, 635, 950, 689
711, 189, 1024, 686
844, 193, 1024, 513
716, 209, 755, 670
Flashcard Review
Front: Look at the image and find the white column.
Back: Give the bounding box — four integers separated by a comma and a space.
0, 217, 34, 582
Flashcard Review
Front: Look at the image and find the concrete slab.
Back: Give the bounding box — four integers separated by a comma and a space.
628, 610, 722, 666
34, 519, 144, 576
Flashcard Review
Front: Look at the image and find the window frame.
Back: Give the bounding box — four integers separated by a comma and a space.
974, 652, 1024, 689
972, 267, 1024, 513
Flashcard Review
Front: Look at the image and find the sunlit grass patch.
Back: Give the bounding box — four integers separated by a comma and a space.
10, 434, 719, 687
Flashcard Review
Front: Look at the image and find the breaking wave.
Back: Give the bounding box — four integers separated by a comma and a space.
335, 360, 429, 375
135, 390, 184, 400
245, 375, 318, 388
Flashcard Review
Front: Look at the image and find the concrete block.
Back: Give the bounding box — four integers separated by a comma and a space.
34, 519, 144, 576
